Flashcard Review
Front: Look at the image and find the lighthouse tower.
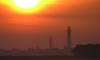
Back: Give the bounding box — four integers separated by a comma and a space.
66, 26, 72, 56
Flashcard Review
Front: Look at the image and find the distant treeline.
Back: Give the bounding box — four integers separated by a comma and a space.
72, 44, 100, 57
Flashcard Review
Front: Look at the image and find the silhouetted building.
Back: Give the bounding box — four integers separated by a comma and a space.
73, 44, 100, 57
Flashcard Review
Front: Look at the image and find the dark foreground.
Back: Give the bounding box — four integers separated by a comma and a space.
0, 56, 99, 60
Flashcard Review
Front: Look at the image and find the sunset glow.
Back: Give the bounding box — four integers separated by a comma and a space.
0, 0, 100, 49
1, 0, 56, 14
14, 0, 39, 9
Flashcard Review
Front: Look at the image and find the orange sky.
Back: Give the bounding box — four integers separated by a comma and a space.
0, 0, 100, 49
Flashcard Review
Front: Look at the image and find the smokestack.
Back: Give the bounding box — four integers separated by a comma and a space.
49, 36, 53, 49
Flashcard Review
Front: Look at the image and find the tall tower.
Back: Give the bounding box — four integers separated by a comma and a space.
67, 26, 71, 50
49, 36, 53, 49
67, 26, 72, 56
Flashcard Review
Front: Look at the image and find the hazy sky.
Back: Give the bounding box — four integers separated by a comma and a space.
0, 0, 100, 49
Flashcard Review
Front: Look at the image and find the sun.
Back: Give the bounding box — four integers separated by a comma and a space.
1, 0, 57, 14
14, 0, 39, 9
